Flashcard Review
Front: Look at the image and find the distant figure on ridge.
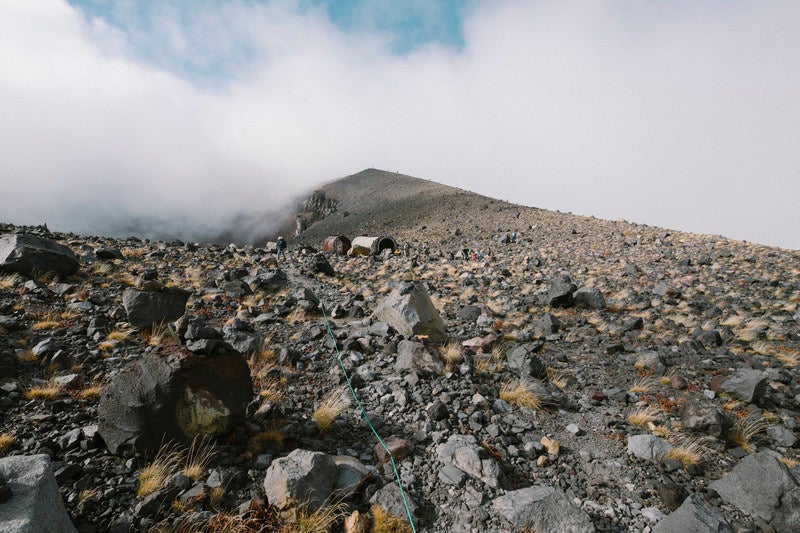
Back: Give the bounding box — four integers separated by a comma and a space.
276, 236, 287, 261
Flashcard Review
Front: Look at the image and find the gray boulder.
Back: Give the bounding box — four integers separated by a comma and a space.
627, 434, 672, 461
652, 494, 733, 533
720, 369, 767, 403
263, 449, 337, 516
374, 282, 446, 342
709, 449, 798, 522
772, 486, 800, 532
573, 287, 606, 309
542, 275, 577, 307
98, 349, 252, 455
681, 400, 730, 439
0, 454, 76, 533
395, 340, 443, 377
436, 434, 501, 488
492, 485, 594, 533
0, 234, 78, 278
505, 344, 547, 380
122, 287, 190, 328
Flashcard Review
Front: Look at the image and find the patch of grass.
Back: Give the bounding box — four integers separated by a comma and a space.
248, 430, 284, 455
258, 378, 283, 405
24, 381, 63, 401
137, 446, 182, 498
106, 328, 134, 342
728, 415, 767, 454
499, 379, 541, 411
664, 436, 709, 468
182, 436, 216, 481
0, 433, 16, 454
440, 339, 462, 370
0, 273, 21, 290
627, 406, 660, 428
31, 317, 60, 331
208, 485, 225, 510
313, 390, 350, 432
369, 505, 413, 533
628, 377, 654, 394
776, 347, 800, 367
18, 349, 38, 363
147, 322, 180, 347
779, 456, 799, 469
80, 385, 103, 400
284, 500, 349, 533
547, 367, 568, 390
659, 368, 679, 387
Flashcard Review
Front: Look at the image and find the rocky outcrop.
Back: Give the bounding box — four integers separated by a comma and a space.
97, 348, 252, 455
374, 282, 446, 342
0, 233, 78, 277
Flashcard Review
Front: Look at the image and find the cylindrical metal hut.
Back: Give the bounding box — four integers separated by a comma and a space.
349, 235, 397, 256
323, 235, 352, 255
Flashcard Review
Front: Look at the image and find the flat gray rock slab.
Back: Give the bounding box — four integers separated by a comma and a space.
492, 485, 594, 533
436, 434, 501, 488
0, 454, 77, 533
652, 494, 733, 533
720, 369, 767, 403
709, 449, 798, 522
263, 449, 337, 513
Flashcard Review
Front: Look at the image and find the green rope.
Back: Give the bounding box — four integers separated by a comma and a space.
319, 302, 417, 533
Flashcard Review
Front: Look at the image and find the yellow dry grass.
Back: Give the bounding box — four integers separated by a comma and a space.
283, 500, 349, 533
137, 446, 182, 498
24, 381, 63, 401
628, 377, 654, 394
627, 406, 660, 428
248, 430, 284, 455
369, 505, 413, 533
0, 273, 21, 290
182, 436, 216, 481
499, 379, 541, 411
0, 433, 16, 454
728, 415, 767, 454
664, 436, 709, 467
313, 390, 350, 431
80, 385, 103, 400
107, 328, 134, 342
440, 340, 462, 369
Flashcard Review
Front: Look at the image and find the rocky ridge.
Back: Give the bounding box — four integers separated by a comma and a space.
0, 171, 799, 532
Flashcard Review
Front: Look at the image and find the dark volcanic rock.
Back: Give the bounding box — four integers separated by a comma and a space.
122, 287, 190, 328
98, 348, 252, 455
0, 233, 79, 277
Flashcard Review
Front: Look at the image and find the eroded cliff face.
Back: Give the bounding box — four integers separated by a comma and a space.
294, 190, 338, 236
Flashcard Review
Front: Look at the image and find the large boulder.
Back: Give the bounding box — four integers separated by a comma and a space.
0, 234, 78, 278
709, 449, 798, 523
720, 369, 767, 404
492, 485, 594, 533
98, 348, 252, 456
263, 449, 337, 517
652, 494, 733, 533
122, 287, 190, 328
374, 282, 446, 342
542, 275, 577, 307
0, 454, 77, 533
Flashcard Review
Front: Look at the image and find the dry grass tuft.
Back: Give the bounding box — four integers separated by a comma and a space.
107, 328, 134, 342
627, 406, 660, 428
313, 390, 350, 431
664, 436, 710, 467
547, 367, 568, 390
24, 380, 63, 401
284, 500, 349, 533
0, 273, 21, 290
80, 385, 103, 400
440, 339, 462, 369
369, 505, 413, 533
31, 316, 60, 330
499, 379, 541, 411
147, 322, 180, 347
779, 456, 799, 469
728, 415, 767, 454
248, 430, 284, 455
776, 347, 800, 367
0, 433, 16, 454
182, 436, 216, 481
18, 349, 38, 363
208, 485, 225, 510
628, 377, 654, 394
137, 446, 183, 498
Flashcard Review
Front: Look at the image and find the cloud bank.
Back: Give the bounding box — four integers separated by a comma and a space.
1, 0, 798, 248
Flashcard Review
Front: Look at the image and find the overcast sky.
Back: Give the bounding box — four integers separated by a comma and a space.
1, 1, 798, 248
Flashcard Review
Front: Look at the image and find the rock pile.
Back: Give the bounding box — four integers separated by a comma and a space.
0, 209, 798, 533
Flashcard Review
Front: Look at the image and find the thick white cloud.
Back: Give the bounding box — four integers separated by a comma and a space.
0, 0, 798, 247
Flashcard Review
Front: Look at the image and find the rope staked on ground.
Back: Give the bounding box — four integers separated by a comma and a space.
319, 302, 418, 533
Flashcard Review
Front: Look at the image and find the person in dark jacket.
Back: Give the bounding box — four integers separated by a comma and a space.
276, 236, 287, 261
